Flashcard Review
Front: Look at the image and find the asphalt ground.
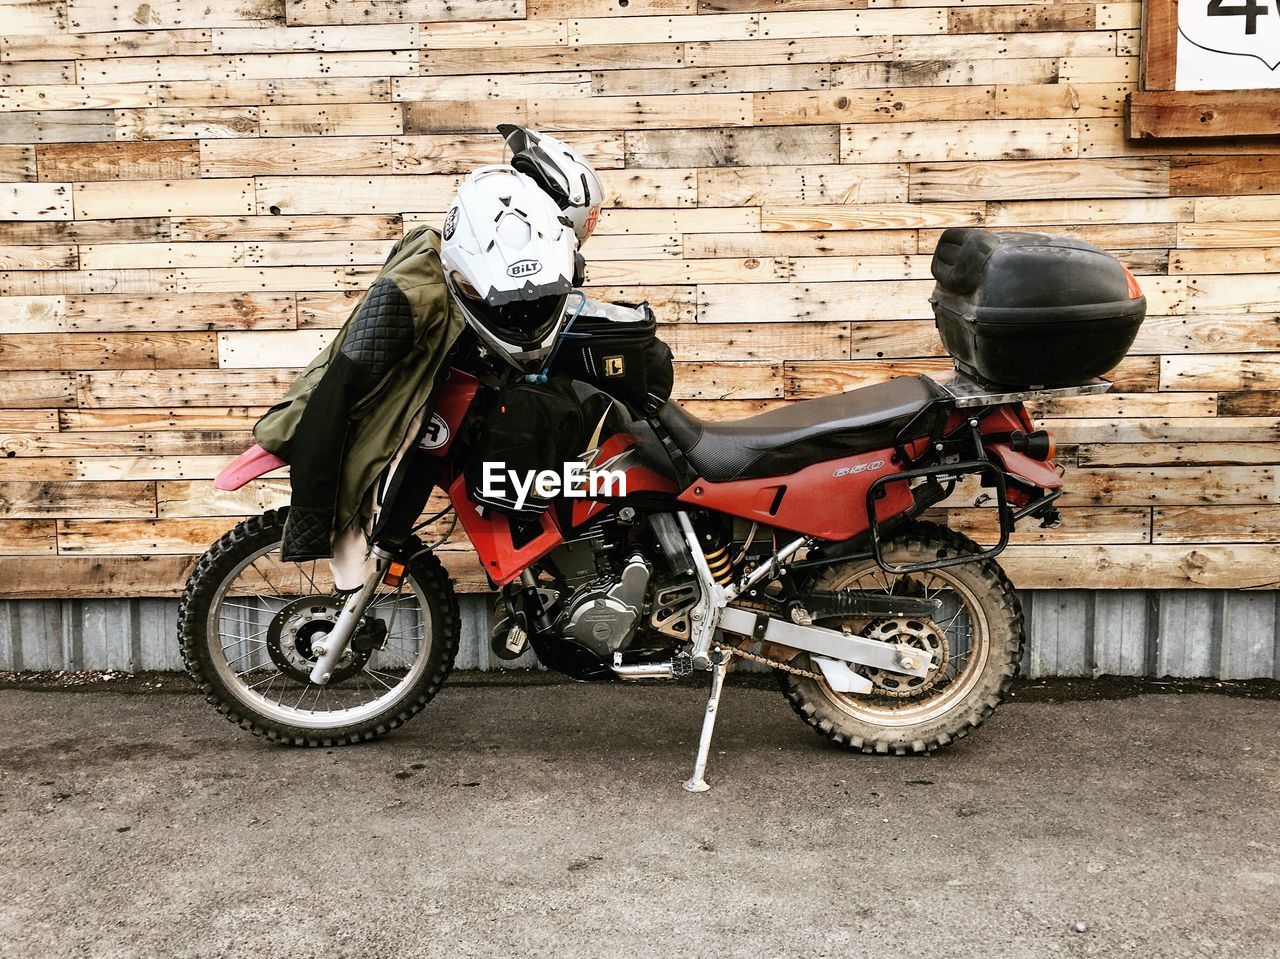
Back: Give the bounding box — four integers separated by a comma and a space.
0, 675, 1277, 959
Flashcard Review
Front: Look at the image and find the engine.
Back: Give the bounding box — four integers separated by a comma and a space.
545, 530, 652, 659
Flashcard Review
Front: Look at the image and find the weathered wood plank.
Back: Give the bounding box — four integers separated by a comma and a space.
1, 29, 212, 62
699, 279, 936, 323
530, 0, 691, 15
1170, 249, 1280, 276
0, 109, 115, 144
754, 86, 995, 125
287, 0, 522, 26
420, 41, 687, 75
0, 245, 77, 270
199, 136, 392, 177
594, 62, 829, 96
0, 294, 63, 332
625, 125, 838, 168
0, 370, 74, 407
0, 481, 155, 519
58, 517, 246, 554
910, 158, 1168, 201
0, 217, 170, 245
0, 518, 56, 554
841, 118, 1077, 163
895, 30, 1117, 60
157, 77, 392, 108
258, 102, 403, 137
59, 406, 265, 430
0, 145, 35, 182
684, 34, 891, 66
1163, 355, 1280, 391
218, 329, 333, 368
1, 429, 249, 457
211, 23, 418, 52
1144, 275, 1280, 316
2, 0, 66, 37
67, 0, 284, 32
75, 369, 299, 407
985, 196, 1193, 225
671, 360, 783, 399
528, 93, 753, 129
1129, 91, 1280, 141
1170, 156, 1280, 197
569, 12, 756, 44
72, 178, 253, 219
1077, 442, 1280, 466
423, 17, 567, 48
171, 214, 400, 241
763, 201, 982, 231
757, 9, 945, 38
699, 163, 907, 206
1045, 417, 1280, 444
1001, 545, 1280, 590
0, 409, 58, 430
1193, 195, 1280, 221
37, 140, 199, 182
832, 57, 1057, 88
398, 72, 595, 102
79, 50, 415, 84
0, 82, 159, 111
1, 183, 72, 221
0, 332, 216, 370
114, 107, 258, 139
948, 4, 1095, 33
1154, 506, 1280, 544
683, 228, 917, 258
664, 321, 850, 360
64, 292, 295, 332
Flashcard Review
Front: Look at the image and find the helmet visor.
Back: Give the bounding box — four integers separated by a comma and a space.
451, 271, 567, 348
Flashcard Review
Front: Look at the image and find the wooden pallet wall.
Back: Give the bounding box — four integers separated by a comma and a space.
1, 0, 1278, 597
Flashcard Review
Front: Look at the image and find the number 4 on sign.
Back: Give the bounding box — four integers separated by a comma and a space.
1208, 0, 1270, 35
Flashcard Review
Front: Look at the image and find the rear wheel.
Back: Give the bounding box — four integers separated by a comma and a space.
178, 508, 460, 746
778, 521, 1023, 755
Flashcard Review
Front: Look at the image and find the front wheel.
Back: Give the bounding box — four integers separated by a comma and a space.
778, 521, 1024, 755
178, 508, 460, 746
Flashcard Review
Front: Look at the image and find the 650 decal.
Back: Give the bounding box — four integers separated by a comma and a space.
833, 460, 886, 477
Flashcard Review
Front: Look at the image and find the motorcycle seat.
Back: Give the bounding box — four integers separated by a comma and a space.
656, 375, 949, 483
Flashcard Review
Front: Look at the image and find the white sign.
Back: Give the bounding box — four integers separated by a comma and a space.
1177, 0, 1280, 88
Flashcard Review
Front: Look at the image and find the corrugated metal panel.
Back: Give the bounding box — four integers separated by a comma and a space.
1, 591, 1278, 679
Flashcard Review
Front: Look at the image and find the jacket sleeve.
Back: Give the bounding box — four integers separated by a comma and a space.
281, 276, 417, 562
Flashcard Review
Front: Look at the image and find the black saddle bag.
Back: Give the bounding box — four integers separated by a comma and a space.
551, 300, 674, 414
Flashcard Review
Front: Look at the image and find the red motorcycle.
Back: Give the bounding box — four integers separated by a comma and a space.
179, 228, 1144, 789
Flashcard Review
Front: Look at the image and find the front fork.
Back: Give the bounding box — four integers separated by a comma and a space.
308, 551, 391, 685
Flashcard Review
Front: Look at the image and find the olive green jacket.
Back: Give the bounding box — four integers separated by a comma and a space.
253, 226, 465, 561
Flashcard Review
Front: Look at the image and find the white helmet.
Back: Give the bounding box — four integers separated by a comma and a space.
441, 165, 578, 372
499, 124, 603, 245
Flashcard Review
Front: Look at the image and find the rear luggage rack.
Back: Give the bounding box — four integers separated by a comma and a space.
934, 370, 1112, 409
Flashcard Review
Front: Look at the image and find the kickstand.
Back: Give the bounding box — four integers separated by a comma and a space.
682, 648, 735, 793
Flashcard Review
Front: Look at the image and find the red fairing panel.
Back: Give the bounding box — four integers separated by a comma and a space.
425, 369, 479, 459
448, 474, 564, 587
677, 446, 914, 541
567, 434, 680, 529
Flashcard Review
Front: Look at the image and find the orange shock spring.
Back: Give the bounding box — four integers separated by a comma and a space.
704, 544, 734, 587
